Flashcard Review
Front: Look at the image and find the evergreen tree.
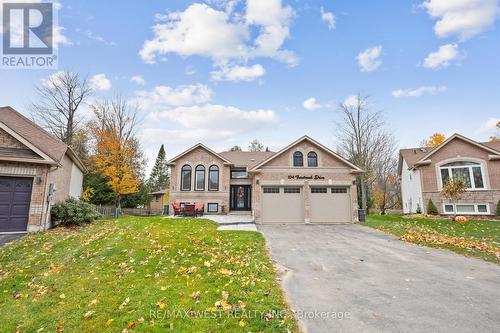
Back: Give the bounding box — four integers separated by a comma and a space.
148, 144, 170, 192
229, 145, 242, 152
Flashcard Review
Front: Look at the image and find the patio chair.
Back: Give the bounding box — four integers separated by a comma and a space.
195, 203, 204, 217
173, 203, 182, 216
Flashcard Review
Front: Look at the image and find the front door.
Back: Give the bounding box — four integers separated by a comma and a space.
0, 177, 33, 232
230, 185, 251, 211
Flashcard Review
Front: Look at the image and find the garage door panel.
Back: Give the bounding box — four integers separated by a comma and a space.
0, 177, 32, 232
262, 187, 304, 224
310, 187, 351, 223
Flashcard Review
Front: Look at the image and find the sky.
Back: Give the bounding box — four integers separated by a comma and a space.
1, 0, 499, 173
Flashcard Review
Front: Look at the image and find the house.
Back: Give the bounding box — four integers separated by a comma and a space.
399, 133, 500, 216
0, 106, 86, 233
167, 135, 363, 224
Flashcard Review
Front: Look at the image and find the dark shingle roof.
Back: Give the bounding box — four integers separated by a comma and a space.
0, 106, 68, 163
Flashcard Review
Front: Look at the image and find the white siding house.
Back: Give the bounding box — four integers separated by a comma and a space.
401, 159, 423, 214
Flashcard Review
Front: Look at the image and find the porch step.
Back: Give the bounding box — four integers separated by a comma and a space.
228, 211, 252, 215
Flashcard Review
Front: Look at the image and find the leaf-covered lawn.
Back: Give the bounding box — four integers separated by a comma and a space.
0, 216, 298, 333
365, 215, 500, 264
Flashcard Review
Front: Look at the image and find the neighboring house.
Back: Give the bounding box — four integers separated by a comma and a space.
0, 106, 86, 233
399, 133, 500, 216
168, 135, 363, 224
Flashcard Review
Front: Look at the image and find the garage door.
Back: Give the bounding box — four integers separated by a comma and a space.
0, 177, 33, 232
310, 187, 351, 223
261, 187, 304, 224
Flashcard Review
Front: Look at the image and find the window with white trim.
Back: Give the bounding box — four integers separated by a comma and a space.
195, 165, 205, 191
331, 188, 348, 193
284, 187, 301, 193
439, 161, 485, 189
311, 187, 327, 193
442, 203, 490, 215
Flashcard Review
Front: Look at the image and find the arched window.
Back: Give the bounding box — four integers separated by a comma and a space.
195, 165, 205, 191
293, 151, 303, 167
180, 165, 192, 191
439, 161, 484, 189
307, 151, 318, 167
208, 165, 219, 191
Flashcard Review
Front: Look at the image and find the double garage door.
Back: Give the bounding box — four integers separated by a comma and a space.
261, 186, 351, 224
0, 177, 32, 232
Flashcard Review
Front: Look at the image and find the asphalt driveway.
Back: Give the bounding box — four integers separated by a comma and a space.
259, 224, 500, 333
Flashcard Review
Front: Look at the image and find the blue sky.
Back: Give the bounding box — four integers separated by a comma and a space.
1, 0, 499, 172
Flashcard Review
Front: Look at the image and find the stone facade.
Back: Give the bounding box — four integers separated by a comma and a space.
414, 137, 500, 215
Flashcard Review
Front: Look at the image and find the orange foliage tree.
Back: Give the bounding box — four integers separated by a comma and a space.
423, 133, 446, 147
90, 97, 142, 210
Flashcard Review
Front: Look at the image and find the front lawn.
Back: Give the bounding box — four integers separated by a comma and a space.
365, 215, 500, 264
0, 216, 298, 333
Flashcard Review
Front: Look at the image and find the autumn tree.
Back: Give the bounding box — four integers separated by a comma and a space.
148, 144, 170, 192
441, 179, 466, 219
373, 154, 400, 214
490, 121, 500, 142
89, 97, 143, 211
422, 133, 446, 147
248, 139, 265, 152
31, 71, 92, 150
336, 94, 396, 211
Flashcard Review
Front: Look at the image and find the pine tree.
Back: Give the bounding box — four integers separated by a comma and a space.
149, 144, 170, 192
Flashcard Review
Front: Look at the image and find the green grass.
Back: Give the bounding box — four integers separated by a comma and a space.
365, 214, 500, 263
0, 216, 298, 333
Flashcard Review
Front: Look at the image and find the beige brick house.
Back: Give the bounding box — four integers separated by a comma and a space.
0, 106, 86, 233
167, 135, 363, 224
399, 133, 500, 216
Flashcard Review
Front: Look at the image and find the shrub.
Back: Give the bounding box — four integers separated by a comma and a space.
427, 199, 438, 215
51, 198, 100, 226
497, 200, 500, 216
416, 204, 422, 214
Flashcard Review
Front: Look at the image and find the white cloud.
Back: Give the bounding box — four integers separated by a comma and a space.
147, 104, 277, 139
139, 0, 297, 71
392, 85, 447, 97
53, 25, 72, 47
476, 117, 500, 135
343, 95, 360, 108
89, 74, 112, 91
211, 64, 265, 81
130, 75, 146, 85
423, 43, 459, 69
421, 0, 500, 41
303, 97, 321, 110
320, 6, 336, 30
86, 31, 115, 46
132, 84, 213, 109
356, 46, 383, 72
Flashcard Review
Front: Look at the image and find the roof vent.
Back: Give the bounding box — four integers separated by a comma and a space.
250, 158, 255, 162
420, 148, 427, 153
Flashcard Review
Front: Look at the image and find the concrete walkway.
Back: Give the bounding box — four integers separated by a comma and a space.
0, 234, 25, 247
260, 223, 500, 333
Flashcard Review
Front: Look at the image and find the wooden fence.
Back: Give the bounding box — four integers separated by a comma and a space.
93, 205, 164, 217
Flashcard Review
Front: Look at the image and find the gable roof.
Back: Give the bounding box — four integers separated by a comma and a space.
412, 133, 500, 168
399, 134, 500, 173
0, 106, 86, 171
219, 151, 274, 169
166, 143, 233, 165
249, 135, 364, 172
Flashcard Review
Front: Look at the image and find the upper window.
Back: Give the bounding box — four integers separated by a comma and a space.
439, 161, 485, 189
180, 165, 192, 191
208, 165, 219, 191
231, 169, 248, 179
195, 165, 205, 191
307, 151, 318, 167
293, 151, 303, 167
